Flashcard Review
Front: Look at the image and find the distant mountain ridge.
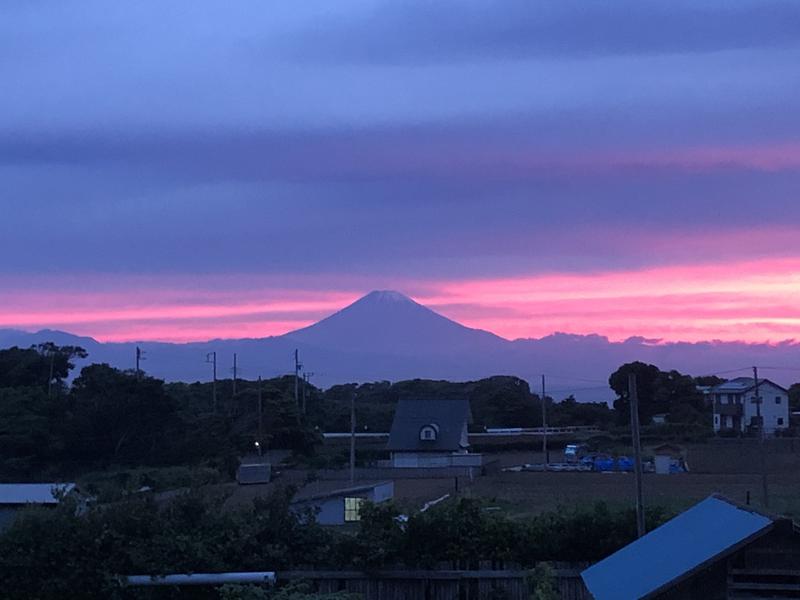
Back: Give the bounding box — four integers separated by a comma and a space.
2, 290, 799, 402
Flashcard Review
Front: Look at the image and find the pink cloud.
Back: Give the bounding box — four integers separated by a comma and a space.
1, 257, 799, 344
420, 257, 800, 343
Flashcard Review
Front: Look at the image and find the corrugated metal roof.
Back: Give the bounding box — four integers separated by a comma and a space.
293, 481, 392, 503
387, 398, 471, 452
0, 483, 76, 505
581, 495, 773, 600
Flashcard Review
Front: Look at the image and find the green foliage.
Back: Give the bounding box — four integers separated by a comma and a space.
70, 364, 179, 462
219, 585, 271, 600
610, 362, 708, 426
268, 581, 360, 600
0, 385, 66, 476
527, 563, 558, 600
0, 483, 674, 599
789, 383, 800, 412
0, 346, 322, 478
0, 343, 86, 390
0, 488, 336, 599
549, 395, 614, 428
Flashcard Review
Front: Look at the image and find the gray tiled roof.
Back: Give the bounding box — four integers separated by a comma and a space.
387, 398, 471, 452
710, 377, 788, 394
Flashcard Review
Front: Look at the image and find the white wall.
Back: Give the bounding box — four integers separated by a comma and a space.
391, 452, 484, 468
743, 382, 789, 434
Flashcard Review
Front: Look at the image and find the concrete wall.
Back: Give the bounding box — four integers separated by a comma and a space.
370, 481, 394, 503
390, 452, 484, 468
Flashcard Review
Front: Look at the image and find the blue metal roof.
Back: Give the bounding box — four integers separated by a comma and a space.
581, 495, 773, 600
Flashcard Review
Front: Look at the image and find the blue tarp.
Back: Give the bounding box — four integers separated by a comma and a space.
581, 495, 772, 600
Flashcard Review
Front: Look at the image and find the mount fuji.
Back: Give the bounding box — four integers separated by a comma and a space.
2, 290, 799, 402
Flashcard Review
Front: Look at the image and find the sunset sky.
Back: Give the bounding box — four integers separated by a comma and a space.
2, 1, 799, 344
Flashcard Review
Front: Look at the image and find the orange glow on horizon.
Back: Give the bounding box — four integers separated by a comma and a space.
1, 257, 799, 344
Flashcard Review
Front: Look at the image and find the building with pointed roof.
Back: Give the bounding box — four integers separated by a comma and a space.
387, 398, 480, 468
710, 377, 789, 435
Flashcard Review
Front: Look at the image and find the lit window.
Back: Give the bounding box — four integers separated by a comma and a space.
344, 497, 364, 522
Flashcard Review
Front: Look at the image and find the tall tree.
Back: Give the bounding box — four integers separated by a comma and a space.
610, 362, 706, 425
69, 364, 177, 463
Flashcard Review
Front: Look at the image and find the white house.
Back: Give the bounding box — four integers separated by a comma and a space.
711, 377, 789, 435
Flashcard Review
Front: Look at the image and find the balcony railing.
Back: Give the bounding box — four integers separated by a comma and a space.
714, 402, 743, 417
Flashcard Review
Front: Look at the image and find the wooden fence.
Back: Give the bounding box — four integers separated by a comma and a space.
278, 563, 591, 600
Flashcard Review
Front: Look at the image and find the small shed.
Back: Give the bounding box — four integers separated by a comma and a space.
292, 481, 394, 525
0, 483, 77, 530
651, 413, 668, 425
236, 462, 271, 485
582, 494, 800, 600
652, 443, 684, 475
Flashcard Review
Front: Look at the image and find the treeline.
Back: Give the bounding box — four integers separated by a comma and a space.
305, 376, 615, 433
0, 487, 671, 599
0, 344, 317, 480
0, 344, 615, 480
4, 344, 798, 480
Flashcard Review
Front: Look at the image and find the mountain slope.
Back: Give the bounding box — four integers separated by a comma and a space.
283, 290, 507, 356
2, 292, 800, 402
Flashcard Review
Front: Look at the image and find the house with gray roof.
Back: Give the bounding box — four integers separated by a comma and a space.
582, 494, 800, 600
387, 398, 480, 468
710, 377, 789, 435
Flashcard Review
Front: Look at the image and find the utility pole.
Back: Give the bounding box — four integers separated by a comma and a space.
302, 372, 314, 415
754, 366, 769, 507
135, 346, 145, 380
628, 373, 646, 538
350, 390, 356, 484
206, 352, 217, 412
257, 376, 263, 455
232, 353, 238, 397
294, 349, 302, 412
302, 372, 307, 415
47, 349, 55, 398
541, 374, 549, 467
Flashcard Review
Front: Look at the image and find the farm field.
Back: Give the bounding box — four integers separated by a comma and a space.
388, 439, 800, 517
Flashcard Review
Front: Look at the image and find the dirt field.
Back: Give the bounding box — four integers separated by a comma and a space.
390, 439, 800, 518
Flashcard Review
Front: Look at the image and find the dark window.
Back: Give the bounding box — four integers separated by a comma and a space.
778, 418, 785, 426
776, 396, 782, 404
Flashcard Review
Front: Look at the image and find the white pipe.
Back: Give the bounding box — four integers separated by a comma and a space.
126, 572, 276, 586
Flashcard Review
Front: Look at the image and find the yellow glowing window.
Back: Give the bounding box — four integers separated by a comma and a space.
344, 497, 364, 522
